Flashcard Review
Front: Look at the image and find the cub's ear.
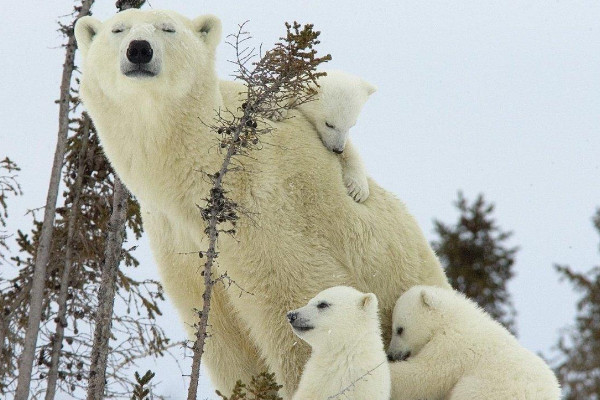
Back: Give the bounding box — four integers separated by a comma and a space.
75, 16, 102, 58
420, 289, 440, 310
362, 80, 377, 96
360, 293, 378, 311
192, 15, 222, 49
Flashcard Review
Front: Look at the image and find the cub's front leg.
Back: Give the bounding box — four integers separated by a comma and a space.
340, 140, 370, 203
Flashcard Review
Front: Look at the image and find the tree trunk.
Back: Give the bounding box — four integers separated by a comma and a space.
186, 232, 217, 400
44, 115, 91, 400
86, 177, 129, 400
14, 2, 94, 398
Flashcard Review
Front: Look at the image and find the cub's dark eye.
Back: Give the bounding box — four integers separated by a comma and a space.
316, 302, 330, 309
325, 122, 335, 129
112, 27, 124, 33
396, 327, 404, 336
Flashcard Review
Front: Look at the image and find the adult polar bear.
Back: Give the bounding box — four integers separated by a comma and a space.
75, 9, 449, 397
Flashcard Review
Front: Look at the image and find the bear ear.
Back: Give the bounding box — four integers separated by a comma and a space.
192, 15, 222, 49
360, 293, 378, 311
362, 80, 377, 96
420, 289, 439, 310
75, 16, 102, 58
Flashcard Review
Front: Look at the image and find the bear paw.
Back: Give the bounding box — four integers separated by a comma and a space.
344, 175, 370, 203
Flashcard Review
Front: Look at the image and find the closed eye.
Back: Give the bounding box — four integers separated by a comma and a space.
112, 26, 125, 33
316, 301, 330, 309
325, 122, 335, 129
396, 327, 404, 336
161, 24, 176, 33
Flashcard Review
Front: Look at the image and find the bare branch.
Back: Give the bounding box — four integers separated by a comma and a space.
326, 362, 385, 400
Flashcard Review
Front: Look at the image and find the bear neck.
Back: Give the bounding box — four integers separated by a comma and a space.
312, 322, 384, 359
84, 75, 226, 214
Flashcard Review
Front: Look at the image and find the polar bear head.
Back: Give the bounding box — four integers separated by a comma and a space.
298, 70, 376, 154
75, 9, 221, 105
287, 286, 379, 350
387, 285, 449, 362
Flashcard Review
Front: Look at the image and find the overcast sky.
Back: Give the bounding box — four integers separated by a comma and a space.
1, 1, 599, 399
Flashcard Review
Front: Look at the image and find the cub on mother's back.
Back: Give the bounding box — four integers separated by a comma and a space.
273, 70, 376, 203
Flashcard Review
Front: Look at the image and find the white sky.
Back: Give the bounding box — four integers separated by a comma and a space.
1, 1, 599, 399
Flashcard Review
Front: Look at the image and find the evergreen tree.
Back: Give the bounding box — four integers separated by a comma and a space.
1, 1, 172, 398
553, 209, 600, 400
432, 192, 518, 333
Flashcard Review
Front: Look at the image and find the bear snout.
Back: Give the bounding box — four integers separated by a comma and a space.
127, 40, 153, 64
287, 311, 298, 323
387, 351, 411, 362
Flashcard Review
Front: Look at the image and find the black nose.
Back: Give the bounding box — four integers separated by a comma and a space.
332, 148, 344, 154
387, 353, 395, 362
127, 40, 153, 64
287, 312, 298, 323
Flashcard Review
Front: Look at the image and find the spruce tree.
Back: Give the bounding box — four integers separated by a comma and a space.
432, 192, 518, 333
553, 209, 600, 399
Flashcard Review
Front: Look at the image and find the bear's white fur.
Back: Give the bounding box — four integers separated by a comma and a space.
278, 70, 376, 203
288, 286, 390, 400
75, 9, 449, 397
387, 286, 561, 400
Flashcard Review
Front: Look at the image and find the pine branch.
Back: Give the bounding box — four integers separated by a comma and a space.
0, 156, 22, 264
215, 372, 282, 400
130, 370, 155, 400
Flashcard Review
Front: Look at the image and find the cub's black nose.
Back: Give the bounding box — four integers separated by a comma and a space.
127, 40, 153, 64
287, 312, 298, 323
332, 148, 344, 154
387, 353, 395, 362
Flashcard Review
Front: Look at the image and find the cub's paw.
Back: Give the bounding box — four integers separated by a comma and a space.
344, 175, 370, 203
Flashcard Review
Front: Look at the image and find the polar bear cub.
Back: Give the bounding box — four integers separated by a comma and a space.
275, 70, 376, 203
287, 286, 390, 400
387, 286, 561, 400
